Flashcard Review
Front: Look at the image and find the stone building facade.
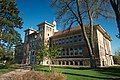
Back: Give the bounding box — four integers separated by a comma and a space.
15, 21, 114, 67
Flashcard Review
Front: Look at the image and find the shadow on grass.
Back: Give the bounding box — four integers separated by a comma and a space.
35, 66, 120, 80
35, 65, 91, 70
94, 66, 120, 78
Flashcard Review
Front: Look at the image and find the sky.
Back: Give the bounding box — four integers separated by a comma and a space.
16, 0, 120, 54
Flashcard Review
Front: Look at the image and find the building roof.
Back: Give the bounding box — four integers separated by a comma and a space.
53, 26, 81, 37
24, 28, 37, 32
51, 25, 111, 41
37, 21, 55, 27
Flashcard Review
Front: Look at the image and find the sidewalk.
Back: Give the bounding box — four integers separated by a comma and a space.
0, 69, 30, 80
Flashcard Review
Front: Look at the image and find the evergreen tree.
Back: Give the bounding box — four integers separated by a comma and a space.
0, 0, 23, 61
0, 0, 23, 48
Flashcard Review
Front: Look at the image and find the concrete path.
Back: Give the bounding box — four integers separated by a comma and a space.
0, 69, 30, 80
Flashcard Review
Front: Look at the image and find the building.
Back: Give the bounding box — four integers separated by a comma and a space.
15, 21, 114, 67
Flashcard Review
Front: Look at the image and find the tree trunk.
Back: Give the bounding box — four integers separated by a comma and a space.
87, 9, 97, 68
76, 0, 96, 68
78, 20, 96, 68
49, 59, 52, 71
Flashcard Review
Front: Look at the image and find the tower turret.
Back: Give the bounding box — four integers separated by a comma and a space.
53, 21, 58, 32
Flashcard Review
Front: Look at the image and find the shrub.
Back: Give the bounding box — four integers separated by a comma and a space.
47, 72, 66, 80
22, 71, 47, 80
9, 64, 20, 69
0, 63, 8, 69
0, 71, 66, 80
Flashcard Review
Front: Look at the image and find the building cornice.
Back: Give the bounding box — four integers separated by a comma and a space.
37, 21, 55, 27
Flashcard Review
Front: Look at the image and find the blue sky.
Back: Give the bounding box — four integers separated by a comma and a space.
16, 0, 120, 54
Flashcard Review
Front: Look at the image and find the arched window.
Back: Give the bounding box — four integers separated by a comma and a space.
59, 61, 61, 65
66, 61, 69, 65
62, 61, 65, 65
79, 61, 83, 66
75, 61, 78, 65
70, 61, 73, 65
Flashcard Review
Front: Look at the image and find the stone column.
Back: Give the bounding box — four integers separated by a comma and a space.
73, 61, 75, 65
69, 61, 71, 65
61, 61, 62, 65
65, 61, 66, 65
78, 61, 80, 66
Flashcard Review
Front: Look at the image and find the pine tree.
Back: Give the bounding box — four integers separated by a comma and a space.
0, 0, 23, 61
0, 0, 23, 48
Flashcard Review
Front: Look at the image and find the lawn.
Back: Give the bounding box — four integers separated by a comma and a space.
0, 64, 18, 75
0, 69, 14, 75
35, 65, 120, 80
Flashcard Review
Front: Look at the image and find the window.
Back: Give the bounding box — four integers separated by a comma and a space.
75, 48, 77, 50
66, 37, 69, 44
52, 61, 54, 64
70, 36, 73, 43
70, 48, 73, 51
49, 28, 51, 31
66, 61, 69, 65
62, 49, 65, 55
63, 52, 65, 55
78, 35, 82, 37
74, 35, 77, 38
74, 48, 78, 55
39, 27, 43, 31
70, 52, 73, 55
59, 42, 61, 45
66, 48, 69, 55
62, 61, 65, 65
46, 26, 51, 31
74, 39, 77, 42
62, 39, 65, 44
59, 61, 61, 65
79, 39, 82, 41
79, 61, 83, 65
47, 61, 49, 64
58, 39, 62, 45
79, 48, 83, 53
48, 34, 49, 36
70, 61, 73, 65
70, 36, 72, 39
75, 61, 78, 65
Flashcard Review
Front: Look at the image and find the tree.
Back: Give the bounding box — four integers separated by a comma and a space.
115, 48, 120, 56
51, 0, 111, 68
47, 47, 60, 71
110, 0, 120, 38
36, 45, 60, 71
113, 48, 120, 65
0, 0, 23, 58
36, 45, 47, 64
0, 46, 5, 61
0, 0, 23, 48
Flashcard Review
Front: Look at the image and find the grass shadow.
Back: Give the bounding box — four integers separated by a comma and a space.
94, 66, 120, 78
37, 68, 120, 80
35, 65, 120, 80
35, 65, 120, 79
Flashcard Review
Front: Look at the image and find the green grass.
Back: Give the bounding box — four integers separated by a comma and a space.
35, 65, 120, 80
0, 64, 19, 75
0, 68, 14, 75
